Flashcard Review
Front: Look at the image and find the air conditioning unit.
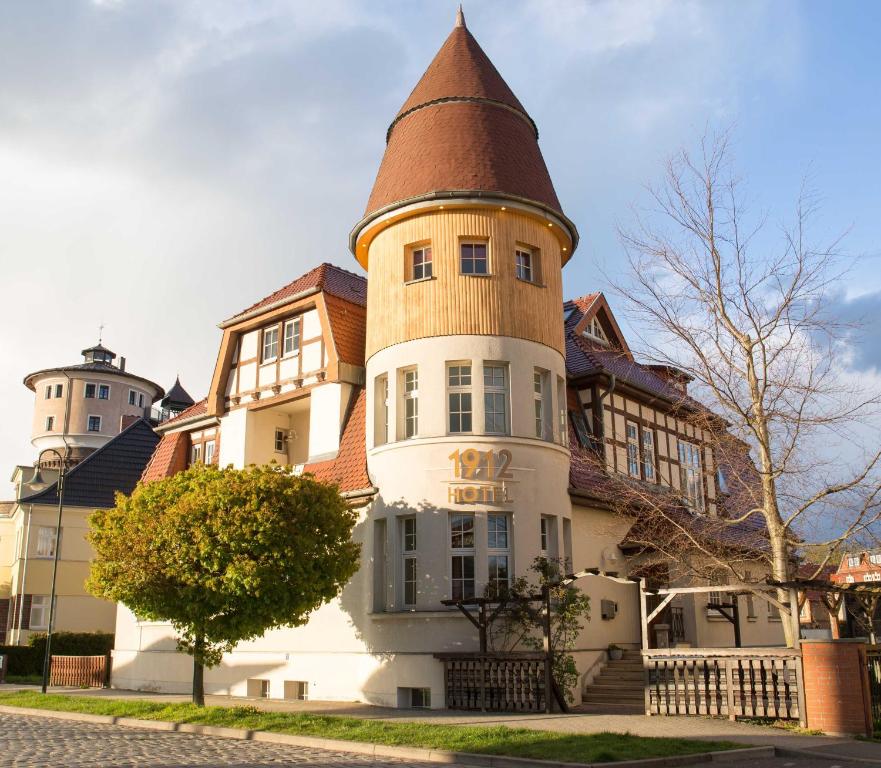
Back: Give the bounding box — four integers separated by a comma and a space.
601, 599, 618, 620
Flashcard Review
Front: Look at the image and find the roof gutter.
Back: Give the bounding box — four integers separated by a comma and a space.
219, 286, 322, 329
349, 190, 579, 257
156, 414, 220, 435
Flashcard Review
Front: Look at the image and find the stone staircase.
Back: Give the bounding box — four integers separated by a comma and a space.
581, 650, 645, 711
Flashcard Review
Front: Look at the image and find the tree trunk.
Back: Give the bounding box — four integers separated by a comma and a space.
192, 635, 205, 706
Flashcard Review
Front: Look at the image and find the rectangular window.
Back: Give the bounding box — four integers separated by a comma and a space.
262, 326, 279, 362
450, 513, 475, 601
191, 443, 202, 464
626, 422, 640, 477
483, 364, 508, 434
45, 416, 55, 431
45, 384, 52, 399
641, 429, 656, 481
540, 517, 548, 555
871, 553, 881, 566
411, 245, 432, 281
409, 687, 431, 708
54, 384, 63, 398
556, 376, 567, 445
283, 318, 300, 356
487, 514, 510, 596
534, 369, 549, 439
570, 409, 591, 448
515, 248, 533, 282
848, 555, 861, 568
708, 572, 727, 608
274, 428, 286, 453
460, 242, 488, 275
403, 368, 418, 438
128, 390, 137, 406
204, 440, 215, 465
84, 383, 96, 399
678, 440, 704, 513
98, 384, 110, 400
400, 516, 416, 609
36, 526, 58, 558
87, 415, 101, 432
447, 363, 472, 434
29, 596, 51, 630
138, 393, 145, 408
403, 555, 417, 608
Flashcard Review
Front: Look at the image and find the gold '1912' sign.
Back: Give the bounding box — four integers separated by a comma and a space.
446, 448, 514, 504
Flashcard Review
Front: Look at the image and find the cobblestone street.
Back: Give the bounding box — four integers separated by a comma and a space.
0, 712, 876, 768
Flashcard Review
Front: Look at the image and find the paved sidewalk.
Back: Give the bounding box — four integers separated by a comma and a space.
4, 684, 881, 762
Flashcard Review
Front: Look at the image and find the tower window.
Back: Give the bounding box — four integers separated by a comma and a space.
450, 513, 475, 600
374, 374, 389, 446
87, 415, 101, 432
483, 364, 509, 435
98, 384, 110, 400
487, 514, 510, 597
44, 385, 52, 399
447, 363, 472, 434
402, 517, 417, 608
516, 247, 541, 283
460, 242, 488, 275
45, 416, 55, 431
401, 368, 418, 439
54, 384, 63, 398
409, 245, 433, 281
534, 369, 550, 439
84, 383, 96, 399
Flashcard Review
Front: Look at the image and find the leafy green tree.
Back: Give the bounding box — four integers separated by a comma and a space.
87, 464, 360, 705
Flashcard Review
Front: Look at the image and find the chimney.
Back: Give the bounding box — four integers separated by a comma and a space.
119, 356, 126, 371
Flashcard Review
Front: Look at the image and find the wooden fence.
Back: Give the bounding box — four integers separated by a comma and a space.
434, 652, 547, 712
644, 648, 803, 722
49, 654, 110, 688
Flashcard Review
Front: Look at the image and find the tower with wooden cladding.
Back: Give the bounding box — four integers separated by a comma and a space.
352, 9, 579, 611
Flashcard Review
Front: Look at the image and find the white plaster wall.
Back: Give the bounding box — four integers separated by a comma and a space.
308, 383, 351, 460
218, 408, 250, 469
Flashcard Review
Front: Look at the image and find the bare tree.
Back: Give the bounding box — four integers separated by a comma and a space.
610, 130, 881, 645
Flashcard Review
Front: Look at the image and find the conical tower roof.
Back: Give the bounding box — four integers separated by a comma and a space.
352, 9, 576, 256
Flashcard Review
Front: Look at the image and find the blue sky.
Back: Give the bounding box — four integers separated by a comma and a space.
1, 0, 879, 492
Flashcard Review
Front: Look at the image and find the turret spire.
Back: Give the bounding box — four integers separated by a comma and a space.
455, 4, 465, 28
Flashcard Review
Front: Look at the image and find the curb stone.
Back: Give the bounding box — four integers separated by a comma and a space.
775, 746, 881, 765
0, 704, 773, 767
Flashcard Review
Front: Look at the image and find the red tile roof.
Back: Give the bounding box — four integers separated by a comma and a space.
230, 263, 366, 321
324, 293, 367, 368
362, 17, 565, 226
140, 430, 189, 483
303, 389, 371, 494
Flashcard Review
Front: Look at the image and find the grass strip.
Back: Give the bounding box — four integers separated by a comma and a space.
0, 691, 742, 764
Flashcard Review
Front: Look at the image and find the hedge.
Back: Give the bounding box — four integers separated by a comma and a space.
1, 632, 114, 676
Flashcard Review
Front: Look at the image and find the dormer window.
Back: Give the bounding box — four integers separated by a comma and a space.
848, 555, 861, 568
583, 317, 608, 345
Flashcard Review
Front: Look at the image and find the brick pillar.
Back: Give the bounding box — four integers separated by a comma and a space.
801, 639, 873, 737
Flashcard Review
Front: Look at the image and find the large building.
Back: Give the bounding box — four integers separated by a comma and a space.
111, 12, 784, 705
0, 342, 164, 643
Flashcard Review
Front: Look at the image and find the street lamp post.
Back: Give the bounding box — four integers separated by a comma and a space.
29, 447, 71, 694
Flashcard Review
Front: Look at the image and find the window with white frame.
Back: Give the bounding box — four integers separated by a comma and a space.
128, 390, 138, 406
460, 242, 488, 275
29, 595, 51, 630
626, 422, 640, 477
262, 326, 279, 362
708, 571, 727, 608
402, 368, 418, 438
848, 555, 861, 568
98, 384, 110, 400
54, 384, 63, 398
487, 514, 510, 597
410, 245, 432, 281
678, 440, 704, 513
540, 517, 549, 556
45, 416, 55, 431
583, 316, 608, 344
283, 318, 300, 356
84, 383, 96, 399
191, 443, 202, 465
44, 384, 52, 399
716, 466, 729, 495
375, 374, 389, 445
534, 369, 550, 439
447, 363, 472, 434
515, 247, 536, 282
402, 517, 417, 608
204, 440, 215, 465
483, 364, 508, 434
138, 392, 145, 408
36, 526, 59, 558
274, 428, 286, 453
450, 513, 475, 600
87, 415, 101, 432
556, 376, 567, 445
641, 428, 656, 481
871, 553, 881, 566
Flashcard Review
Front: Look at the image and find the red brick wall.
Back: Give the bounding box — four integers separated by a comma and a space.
802, 639, 873, 736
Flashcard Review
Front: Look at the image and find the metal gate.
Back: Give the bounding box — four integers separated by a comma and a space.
867, 645, 881, 729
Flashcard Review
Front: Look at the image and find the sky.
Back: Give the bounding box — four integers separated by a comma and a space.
2, 0, 880, 497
